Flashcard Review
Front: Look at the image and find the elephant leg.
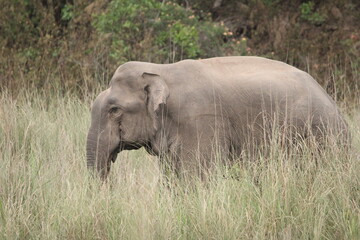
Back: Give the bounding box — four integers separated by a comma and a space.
172, 125, 231, 181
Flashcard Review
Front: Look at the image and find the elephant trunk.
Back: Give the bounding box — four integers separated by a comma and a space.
86, 131, 110, 180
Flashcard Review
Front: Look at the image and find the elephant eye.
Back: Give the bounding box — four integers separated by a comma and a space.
109, 106, 122, 115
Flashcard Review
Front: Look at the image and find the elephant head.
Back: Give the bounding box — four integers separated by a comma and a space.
86, 68, 169, 179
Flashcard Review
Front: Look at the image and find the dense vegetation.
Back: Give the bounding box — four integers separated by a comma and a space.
1, 0, 359, 101
0, 0, 359, 239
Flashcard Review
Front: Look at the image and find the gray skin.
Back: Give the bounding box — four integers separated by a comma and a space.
86, 56, 349, 179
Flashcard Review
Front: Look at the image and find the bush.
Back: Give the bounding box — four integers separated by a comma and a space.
299, 1, 326, 25
93, 0, 225, 63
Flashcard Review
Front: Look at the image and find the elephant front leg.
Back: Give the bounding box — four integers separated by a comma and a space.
172, 130, 230, 181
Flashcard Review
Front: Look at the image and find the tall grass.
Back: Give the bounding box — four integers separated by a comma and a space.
0, 90, 359, 239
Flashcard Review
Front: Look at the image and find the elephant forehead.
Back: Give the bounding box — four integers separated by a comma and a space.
90, 97, 108, 123
108, 86, 133, 102
110, 71, 142, 89
107, 87, 143, 110
92, 89, 109, 109
91, 88, 121, 113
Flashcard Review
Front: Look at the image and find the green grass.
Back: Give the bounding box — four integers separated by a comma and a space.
0, 90, 359, 240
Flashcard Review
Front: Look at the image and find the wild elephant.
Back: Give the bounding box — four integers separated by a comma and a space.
86, 56, 349, 179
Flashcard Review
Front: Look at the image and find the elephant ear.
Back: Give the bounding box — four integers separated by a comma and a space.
142, 72, 170, 119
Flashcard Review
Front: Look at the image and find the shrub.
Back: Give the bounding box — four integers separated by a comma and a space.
299, 1, 327, 26
93, 0, 225, 63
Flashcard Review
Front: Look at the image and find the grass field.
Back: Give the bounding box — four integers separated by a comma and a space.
0, 90, 359, 239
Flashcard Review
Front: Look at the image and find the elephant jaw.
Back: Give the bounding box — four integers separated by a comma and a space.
120, 140, 145, 151
110, 141, 144, 163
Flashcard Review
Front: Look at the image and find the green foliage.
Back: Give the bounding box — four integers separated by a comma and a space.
261, 0, 281, 7
0, 0, 359, 103
22, 47, 39, 59
93, 0, 225, 63
224, 37, 251, 56
0, 1, 34, 47
300, 1, 327, 25
61, 4, 74, 21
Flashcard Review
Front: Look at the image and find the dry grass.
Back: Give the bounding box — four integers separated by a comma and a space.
0, 89, 359, 239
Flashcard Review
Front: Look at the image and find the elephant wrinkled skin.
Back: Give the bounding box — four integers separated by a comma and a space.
86, 56, 349, 179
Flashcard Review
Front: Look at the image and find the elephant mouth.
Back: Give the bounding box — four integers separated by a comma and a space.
110, 141, 145, 163
119, 141, 144, 151
110, 145, 121, 163
110, 142, 143, 160
110, 152, 118, 163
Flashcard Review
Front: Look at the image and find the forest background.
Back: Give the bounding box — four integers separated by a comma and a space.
1, 0, 359, 104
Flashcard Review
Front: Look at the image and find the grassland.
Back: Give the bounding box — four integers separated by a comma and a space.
0, 89, 359, 240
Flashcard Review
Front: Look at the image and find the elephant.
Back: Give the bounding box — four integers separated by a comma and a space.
86, 56, 349, 180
